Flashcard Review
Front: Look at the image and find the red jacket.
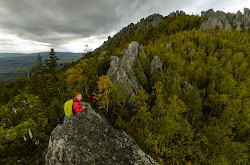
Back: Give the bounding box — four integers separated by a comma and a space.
73, 98, 85, 115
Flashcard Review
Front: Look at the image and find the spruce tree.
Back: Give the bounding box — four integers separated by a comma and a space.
45, 48, 59, 74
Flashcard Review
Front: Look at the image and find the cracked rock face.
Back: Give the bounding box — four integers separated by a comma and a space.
45, 103, 158, 165
200, 8, 250, 31
107, 41, 146, 96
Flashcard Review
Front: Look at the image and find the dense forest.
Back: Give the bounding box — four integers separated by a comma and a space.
1, 14, 250, 164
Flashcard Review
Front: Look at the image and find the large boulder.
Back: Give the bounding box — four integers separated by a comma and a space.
45, 103, 158, 165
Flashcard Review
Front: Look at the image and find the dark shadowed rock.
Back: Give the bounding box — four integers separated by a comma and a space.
45, 103, 158, 165
150, 56, 162, 74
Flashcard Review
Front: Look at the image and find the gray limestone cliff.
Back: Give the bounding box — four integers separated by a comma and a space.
106, 41, 164, 97
106, 41, 146, 97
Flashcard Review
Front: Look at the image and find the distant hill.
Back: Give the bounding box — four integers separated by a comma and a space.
0, 52, 83, 81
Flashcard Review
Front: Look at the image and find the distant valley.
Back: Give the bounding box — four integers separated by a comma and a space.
0, 52, 83, 81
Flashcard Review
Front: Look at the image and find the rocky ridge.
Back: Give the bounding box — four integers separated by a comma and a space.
100, 8, 250, 53
101, 14, 164, 49
200, 8, 250, 31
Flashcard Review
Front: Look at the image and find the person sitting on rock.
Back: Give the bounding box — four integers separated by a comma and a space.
73, 92, 86, 115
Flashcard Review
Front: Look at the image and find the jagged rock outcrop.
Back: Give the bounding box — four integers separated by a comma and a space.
168, 10, 186, 17
150, 56, 162, 74
45, 103, 158, 165
201, 8, 250, 31
101, 14, 164, 49
107, 41, 146, 96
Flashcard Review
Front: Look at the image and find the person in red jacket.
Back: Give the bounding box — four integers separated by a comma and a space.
73, 92, 85, 115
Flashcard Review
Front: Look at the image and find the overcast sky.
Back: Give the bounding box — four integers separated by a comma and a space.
0, 0, 249, 53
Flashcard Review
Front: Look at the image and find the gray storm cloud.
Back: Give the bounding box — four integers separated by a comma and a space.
0, 0, 122, 45
0, 0, 249, 52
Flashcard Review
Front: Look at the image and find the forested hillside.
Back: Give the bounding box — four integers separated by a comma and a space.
1, 11, 250, 164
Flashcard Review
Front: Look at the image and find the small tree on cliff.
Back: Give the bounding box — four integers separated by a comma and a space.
96, 75, 116, 115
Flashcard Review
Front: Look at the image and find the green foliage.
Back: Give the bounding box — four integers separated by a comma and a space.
133, 56, 149, 89
111, 26, 250, 163
65, 58, 98, 100
0, 118, 48, 164
0, 50, 64, 163
0, 92, 49, 164
97, 75, 116, 114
